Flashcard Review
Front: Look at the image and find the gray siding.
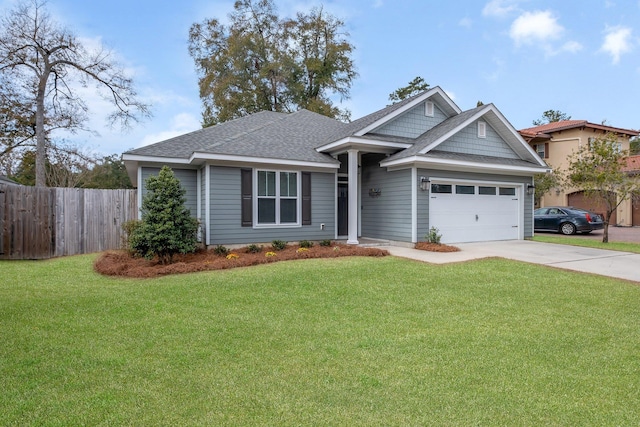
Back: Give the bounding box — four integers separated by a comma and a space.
361, 155, 412, 241
140, 167, 198, 217
373, 102, 447, 138
438, 120, 519, 159
417, 169, 534, 239
200, 166, 207, 243
209, 166, 335, 245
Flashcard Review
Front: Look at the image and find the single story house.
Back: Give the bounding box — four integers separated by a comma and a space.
123, 87, 549, 245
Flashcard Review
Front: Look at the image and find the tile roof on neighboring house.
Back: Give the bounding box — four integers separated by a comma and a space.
622, 155, 640, 173
520, 120, 639, 139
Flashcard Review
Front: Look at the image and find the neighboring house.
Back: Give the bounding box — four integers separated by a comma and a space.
0, 176, 20, 186
519, 120, 640, 226
123, 87, 548, 245
622, 155, 640, 226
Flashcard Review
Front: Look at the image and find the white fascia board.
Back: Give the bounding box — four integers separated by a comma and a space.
484, 105, 549, 167
355, 87, 462, 137
316, 136, 411, 154
122, 153, 191, 164
190, 152, 339, 170
380, 155, 551, 175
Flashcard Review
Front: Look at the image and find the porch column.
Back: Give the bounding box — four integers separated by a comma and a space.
347, 149, 359, 244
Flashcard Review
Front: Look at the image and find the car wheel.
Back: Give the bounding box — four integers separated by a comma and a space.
560, 222, 576, 235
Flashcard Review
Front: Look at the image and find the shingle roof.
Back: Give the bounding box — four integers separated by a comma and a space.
0, 175, 20, 185
126, 109, 346, 164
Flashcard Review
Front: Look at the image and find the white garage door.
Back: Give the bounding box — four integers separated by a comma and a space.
429, 182, 521, 244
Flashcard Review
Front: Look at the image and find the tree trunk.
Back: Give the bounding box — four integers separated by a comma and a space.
35, 71, 49, 187
602, 211, 612, 243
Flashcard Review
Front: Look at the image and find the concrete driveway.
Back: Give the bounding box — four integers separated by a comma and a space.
386, 240, 640, 283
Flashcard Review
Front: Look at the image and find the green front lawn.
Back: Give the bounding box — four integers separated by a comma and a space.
2, 255, 639, 425
532, 234, 640, 253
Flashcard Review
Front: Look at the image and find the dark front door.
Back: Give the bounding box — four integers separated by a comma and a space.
338, 183, 348, 236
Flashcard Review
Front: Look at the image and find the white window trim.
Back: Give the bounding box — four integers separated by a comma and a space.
425, 101, 434, 117
534, 143, 546, 158
253, 169, 302, 228
478, 121, 487, 138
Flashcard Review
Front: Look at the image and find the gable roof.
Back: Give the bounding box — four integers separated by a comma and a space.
381, 103, 548, 172
316, 86, 461, 151
520, 120, 639, 140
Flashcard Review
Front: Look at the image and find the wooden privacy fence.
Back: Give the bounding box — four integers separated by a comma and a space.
0, 184, 138, 259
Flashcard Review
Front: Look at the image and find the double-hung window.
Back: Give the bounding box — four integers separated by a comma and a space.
256, 170, 299, 225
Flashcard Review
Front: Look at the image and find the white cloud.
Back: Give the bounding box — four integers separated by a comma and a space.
372, 0, 384, 8
459, 17, 472, 28
509, 10, 564, 46
139, 113, 201, 147
482, 0, 519, 18
600, 26, 633, 64
560, 40, 583, 54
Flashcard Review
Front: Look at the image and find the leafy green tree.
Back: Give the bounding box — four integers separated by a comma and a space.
188, 0, 356, 126
80, 155, 133, 189
388, 77, 430, 104
533, 169, 563, 206
129, 166, 199, 264
285, 7, 356, 122
532, 110, 571, 126
565, 133, 640, 243
0, 0, 150, 187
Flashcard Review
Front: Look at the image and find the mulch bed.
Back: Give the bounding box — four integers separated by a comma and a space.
414, 242, 461, 252
94, 243, 389, 278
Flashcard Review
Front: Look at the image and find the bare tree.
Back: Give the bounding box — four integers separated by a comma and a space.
0, 0, 150, 186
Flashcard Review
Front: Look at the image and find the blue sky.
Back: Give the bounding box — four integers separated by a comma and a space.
2, 0, 639, 156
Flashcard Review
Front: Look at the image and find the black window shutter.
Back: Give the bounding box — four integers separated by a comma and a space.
544, 142, 549, 159
241, 169, 252, 227
302, 172, 311, 225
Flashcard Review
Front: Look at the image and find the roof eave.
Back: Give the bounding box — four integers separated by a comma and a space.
380, 155, 551, 175
315, 136, 411, 155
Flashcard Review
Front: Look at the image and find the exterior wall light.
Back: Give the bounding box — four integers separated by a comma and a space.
527, 184, 535, 196
420, 176, 430, 192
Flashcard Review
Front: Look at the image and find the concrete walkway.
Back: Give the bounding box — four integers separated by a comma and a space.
385, 240, 640, 283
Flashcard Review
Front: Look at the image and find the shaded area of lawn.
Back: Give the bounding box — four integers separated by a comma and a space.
2, 255, 640, 425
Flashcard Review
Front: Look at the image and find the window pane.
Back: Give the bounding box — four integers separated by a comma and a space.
258, 171, 266, 196
431, 184, 452, 194
499, 187, 516, 196
257, 171, 276, 197
280, 199, 297, 223
258, 198, 276, 223
456, 185, 475, 195
280, 172, 297, 197
479, 186, 496, 195
266, 171, 276, 196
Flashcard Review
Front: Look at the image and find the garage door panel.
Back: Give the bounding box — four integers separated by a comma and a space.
429, 183, 520, 244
